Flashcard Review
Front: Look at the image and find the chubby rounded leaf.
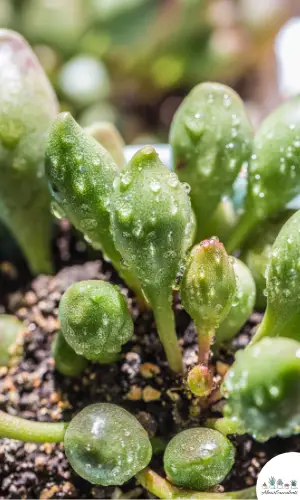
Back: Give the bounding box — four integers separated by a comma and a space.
164, 427, 234, 490
64, 403, 152, 485
170, 82, 252, 241
59, 280, 133, 361
222, 337, 300, 441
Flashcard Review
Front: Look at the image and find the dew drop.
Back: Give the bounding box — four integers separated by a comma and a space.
150, 180, 161, 193
168, 173, 179, 188
183, 182, 191, 194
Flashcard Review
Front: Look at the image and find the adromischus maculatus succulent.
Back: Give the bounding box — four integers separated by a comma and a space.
170, 82, 253, 242
0, 29, 58, 274
110, 146, 194, 373
227, 95, 300, 253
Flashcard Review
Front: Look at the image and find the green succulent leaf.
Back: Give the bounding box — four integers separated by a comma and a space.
180, 239, 236, 332
64, 403, 152, 486
110, 146, 194, 372
52, 330, 88, 376
242, 210, 294, 311
215, 258, 256, 346
59, 280, 133, 361
170, 82, 253, 242
228, 96, 300, 253
163, 427, 235, 490
0, 29, 58, 274
222, 337, 300, 441
252, 209, 300, 343
45, 112, 142, 300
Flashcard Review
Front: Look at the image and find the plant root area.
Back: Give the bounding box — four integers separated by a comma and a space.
0, 223, 299, 499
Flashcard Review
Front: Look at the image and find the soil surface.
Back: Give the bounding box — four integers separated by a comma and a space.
0, 223, 299, 499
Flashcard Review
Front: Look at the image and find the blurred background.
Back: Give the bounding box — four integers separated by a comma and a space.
1, 0, 299, 144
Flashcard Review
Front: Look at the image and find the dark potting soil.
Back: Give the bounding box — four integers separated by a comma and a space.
0, 223, 299, 499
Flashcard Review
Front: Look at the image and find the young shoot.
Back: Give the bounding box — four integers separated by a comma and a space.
52, 330, 88, 376
64, 403, 152, 486
227, 95, 300, 253
0, 315, 24, 366
252, 209, 300, 343
163, 428, 235, 490
169, 82, 253, 242
45, 112, 143, 302
180, 238, 236, 394
219, 337, 300, 442
215, 259, 256, 347
110, 146, 194, 373
59, 280, 133, 361
0, 29, 58, 274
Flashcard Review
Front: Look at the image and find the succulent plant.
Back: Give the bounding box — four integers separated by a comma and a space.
180, 238, 235, 394
0, 405, 255, 498
215, 258, 256, 347
64, 403, 152, 486
170, 82, 253, 242
59, 280, 133, 362
164, 428, 235, 490
220, 337, 300, 441
0, 29, 58, 274
85, 121, 125, 168
251, 209, 300, 343
227, 96, 300, 253
52, 330, 88, 376
110, 146, 194, 373
45, 112, 143, 301
0, 315, 24, 366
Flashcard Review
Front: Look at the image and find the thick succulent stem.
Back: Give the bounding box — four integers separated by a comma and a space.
187, 327, 214, 397
197, 326, 214, 366
136, 468, 256, 499
0, 410, 68, 443
151, 293, 183, 374
226, 211, 258, 255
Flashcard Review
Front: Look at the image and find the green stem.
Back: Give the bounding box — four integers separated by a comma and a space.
196, 326, 215, 366
0, 410, 68, 443
226, 211, 258, 255
136, 468, 256, 499
151, 293, 183, 373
